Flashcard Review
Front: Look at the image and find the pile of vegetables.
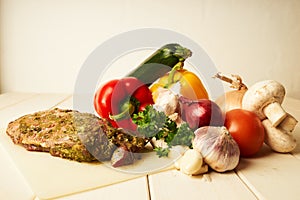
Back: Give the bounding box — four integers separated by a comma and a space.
93, 43, 298, 175
215, 73, 298, 154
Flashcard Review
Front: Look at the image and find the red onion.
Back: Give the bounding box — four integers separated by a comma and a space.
178, 96, 224, 130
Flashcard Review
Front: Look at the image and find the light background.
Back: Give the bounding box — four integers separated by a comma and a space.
0, 0, 299, 99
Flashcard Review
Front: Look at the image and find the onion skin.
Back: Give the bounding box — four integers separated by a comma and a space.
213, 73, 248, 114
215, 89, 246, 114
179, 96, 224, 130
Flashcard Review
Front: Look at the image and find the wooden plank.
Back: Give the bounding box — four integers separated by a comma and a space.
0, 93, 67, 199
56, 95, 73, 109
55, 176, 149, 200
0, 145, 35, 200
236, 145, 300, 200
0, 93, 37, 200
0, 92, 37, 110
148, 170, 256, 200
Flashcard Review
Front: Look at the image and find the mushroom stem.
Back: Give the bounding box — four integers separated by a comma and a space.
279, 114, 298, 134
263, 102, 287, 127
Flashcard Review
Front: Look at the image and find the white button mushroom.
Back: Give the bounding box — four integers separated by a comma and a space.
278, 114, 298, 134
242, 80, 287, 127
262, 119, 297, 153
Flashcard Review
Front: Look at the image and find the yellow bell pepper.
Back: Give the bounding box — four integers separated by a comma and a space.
150, 63, 209, 101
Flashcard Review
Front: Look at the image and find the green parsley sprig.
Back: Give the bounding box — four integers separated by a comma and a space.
132, 105, 194, 157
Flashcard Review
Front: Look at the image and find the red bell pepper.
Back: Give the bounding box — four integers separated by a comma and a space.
94, 77, 154, 131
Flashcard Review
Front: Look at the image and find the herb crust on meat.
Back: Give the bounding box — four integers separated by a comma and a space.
6, 108, 147, 163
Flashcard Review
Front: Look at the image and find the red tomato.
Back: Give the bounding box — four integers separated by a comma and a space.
225, 109, 265, 157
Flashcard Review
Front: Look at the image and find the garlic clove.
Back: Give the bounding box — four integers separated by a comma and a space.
179, 149, 203, 175
193, 164, 208, 175
153, 87, 179, 116
174, 156, 182, 170
174, 149, 206, 176
193, 126, 240, 172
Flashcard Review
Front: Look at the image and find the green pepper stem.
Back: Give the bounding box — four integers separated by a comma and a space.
109, 102, 135, 121
166, 61, 184, 88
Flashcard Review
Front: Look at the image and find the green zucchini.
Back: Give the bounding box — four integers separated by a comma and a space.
126, 43, 192, 85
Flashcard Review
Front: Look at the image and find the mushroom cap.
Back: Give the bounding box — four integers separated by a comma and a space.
242, 80, 285, 119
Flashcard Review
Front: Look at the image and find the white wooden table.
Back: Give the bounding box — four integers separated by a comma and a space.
0, 93, 300, 200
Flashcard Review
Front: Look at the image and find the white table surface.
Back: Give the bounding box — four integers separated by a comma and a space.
0, 92, 300, 200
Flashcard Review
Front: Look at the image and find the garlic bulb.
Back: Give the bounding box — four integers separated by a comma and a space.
193, 126, 240, 172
